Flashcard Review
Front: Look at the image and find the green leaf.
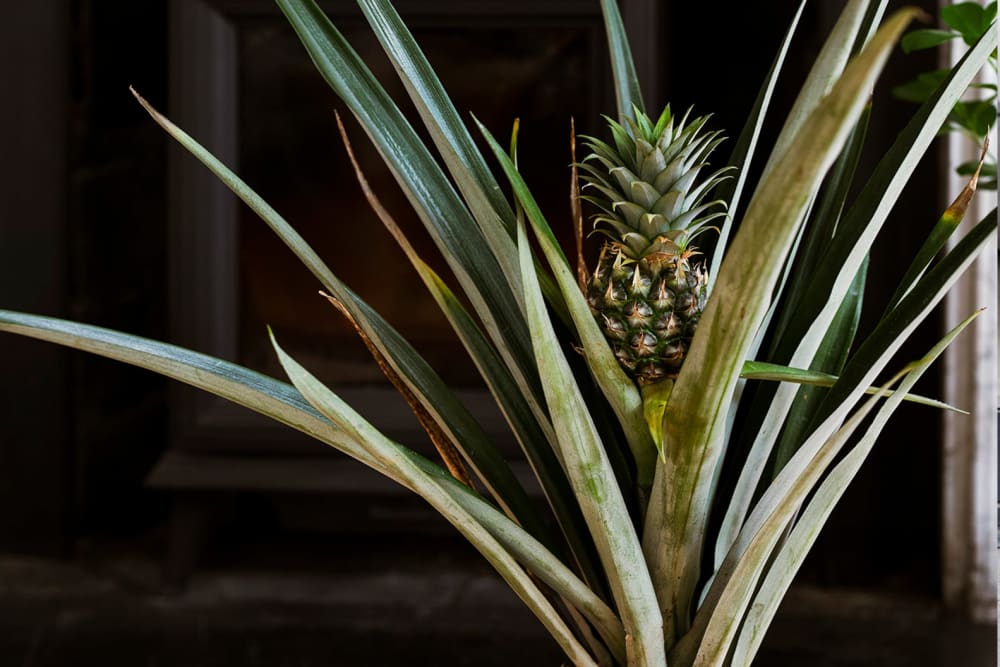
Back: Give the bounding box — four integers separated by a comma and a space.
710, 0, 806, 287
814, 209, 997, 427
942, 1, 991, 45
516, 220, 666, 667
641, 8, 920, 648
410, 262, 610, 602
683, 205, 994, 660
901, 28, 959, 53
891, 69, 951, 103
740, 359, 966, 413
335, 114, 604, 584
765, 23, 998, 437
951, 99, 997, 136
886, 160, 986, 312
270, 333, 604, 667
599, 0, 644, 122
352, 0, 526, 287
758, 0, 875, 183
682, 370, 903, 667
766, 257, 867, 478
730, 310, 981, 666
130, 89, 547, 555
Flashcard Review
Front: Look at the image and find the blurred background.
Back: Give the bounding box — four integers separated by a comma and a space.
0, 0, 995, 665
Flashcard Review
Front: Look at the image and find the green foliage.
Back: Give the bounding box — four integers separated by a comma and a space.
1, 2, 996, 666
894, 1, 997, 188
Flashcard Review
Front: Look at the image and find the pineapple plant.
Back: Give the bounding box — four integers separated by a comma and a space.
0, 0, 996, 665
581, 108, 727, 386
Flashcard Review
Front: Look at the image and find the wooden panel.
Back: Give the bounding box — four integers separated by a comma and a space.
0, 4, 71, 553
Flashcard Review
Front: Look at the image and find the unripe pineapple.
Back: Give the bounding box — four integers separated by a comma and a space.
581, 106, 729, 386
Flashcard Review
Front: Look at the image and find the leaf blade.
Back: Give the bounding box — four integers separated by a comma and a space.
517, 219, 666, 667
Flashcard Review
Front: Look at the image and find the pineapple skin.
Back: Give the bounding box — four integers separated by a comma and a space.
586, 243, 707, 386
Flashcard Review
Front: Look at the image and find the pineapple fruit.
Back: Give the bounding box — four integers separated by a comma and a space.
581, 106, 729, 386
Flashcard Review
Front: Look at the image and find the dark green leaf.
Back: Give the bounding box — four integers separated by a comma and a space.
950, 99, 996, 136
901, 28, 959, 53
890, 69, 950, 103
815, 209, 997, 425
274, 0, 541, 402
942, 2, 990, 45
599, 0, 644, 121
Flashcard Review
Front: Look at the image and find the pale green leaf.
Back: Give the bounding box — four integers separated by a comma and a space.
709, 0, 806, 287
516, 220, 665, 667
739, 359, 965, 413
131, 89, 541, 548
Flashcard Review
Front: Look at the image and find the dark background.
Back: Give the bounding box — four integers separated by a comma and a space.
0, 0, 951, 624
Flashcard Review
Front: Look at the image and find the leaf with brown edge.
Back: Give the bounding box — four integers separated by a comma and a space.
320, 290, 475, 489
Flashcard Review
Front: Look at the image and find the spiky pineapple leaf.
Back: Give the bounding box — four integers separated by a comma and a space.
351, 0, 525, 289
730, 310, 981, 666
771, 24, 998, 389
598, 0, 644, 123
740, 359, 965, 412
516, 219, 666, 667
759, 0, 882, 182
741, 17, 996, 496
269, 333, 603, 667
721, 15, 995, 539
709, 0, 806, 287
678, 371, 901, 667
813, 209, 997, 427
416, 263, 610, 598
885, 148, 988, 312
641, 9, 921, 648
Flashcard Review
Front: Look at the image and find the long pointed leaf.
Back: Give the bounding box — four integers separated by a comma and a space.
599, 0, 644, 122
676, 206, 997, 666
334, 114, 601, 574
352, 0, 523, 280
771, 23, 998, 386
517, 220, 665, 667
739, 359, 965, 413
684, 371, 901, 667
759, 0, 875, 182
709, 0, 806, 286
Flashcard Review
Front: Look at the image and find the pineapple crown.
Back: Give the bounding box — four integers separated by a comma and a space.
579, 105, 732, 260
